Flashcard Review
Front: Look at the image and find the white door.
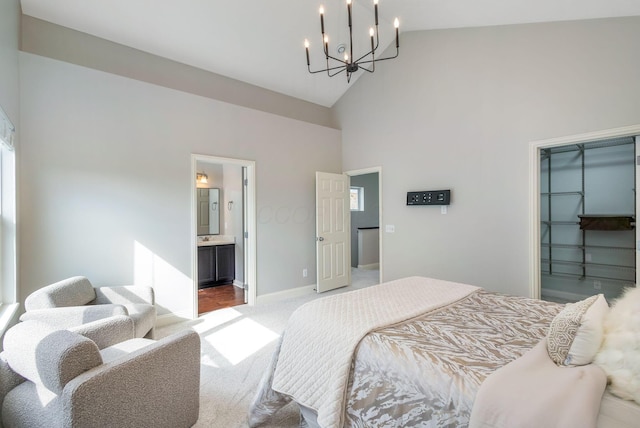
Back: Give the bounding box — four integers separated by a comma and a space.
316, 172, 351, 293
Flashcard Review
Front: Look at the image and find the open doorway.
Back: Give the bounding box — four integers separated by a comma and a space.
346, 167, 383, 287
529, 125, 640, 302
191, 155, 256, 318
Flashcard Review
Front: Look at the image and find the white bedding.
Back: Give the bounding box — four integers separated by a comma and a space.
270, 276, 479, 428
469, 338, 607, 428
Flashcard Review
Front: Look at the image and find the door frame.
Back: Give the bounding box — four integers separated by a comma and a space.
345, 166, 383, 284
191, 154, 257, 318
528, 125, 640, 300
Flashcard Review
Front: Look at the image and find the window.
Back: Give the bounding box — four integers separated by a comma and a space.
350, 187, 364, 211
0, 105, 16, 308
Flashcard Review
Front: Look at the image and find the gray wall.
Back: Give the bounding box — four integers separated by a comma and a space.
20, 16, 337, 130
335, 17, 640, 297
350, 173, 379, 267
0, 0, 20, 128
19, 52, 341, 318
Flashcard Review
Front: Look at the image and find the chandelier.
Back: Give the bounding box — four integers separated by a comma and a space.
304, 0, 399, 83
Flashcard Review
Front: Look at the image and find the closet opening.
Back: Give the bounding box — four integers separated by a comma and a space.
536, 134, 638, 303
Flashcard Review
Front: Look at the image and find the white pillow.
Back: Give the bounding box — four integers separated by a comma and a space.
594, 287, 640, 403
547, 294, 609, 366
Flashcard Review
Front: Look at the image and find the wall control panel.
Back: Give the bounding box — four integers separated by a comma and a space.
407, 190, 451, 206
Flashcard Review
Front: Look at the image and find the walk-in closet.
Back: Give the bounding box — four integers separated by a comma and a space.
540, 136, 637, 303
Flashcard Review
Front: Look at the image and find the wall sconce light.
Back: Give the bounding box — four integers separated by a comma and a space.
196, 172, 208, 184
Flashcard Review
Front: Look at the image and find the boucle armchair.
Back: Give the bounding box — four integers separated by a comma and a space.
0, 320, 201, 428
20, 276, 156, 339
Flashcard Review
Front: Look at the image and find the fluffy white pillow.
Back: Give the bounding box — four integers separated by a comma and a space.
547, 294, 609, 366
594, 287, 640, 403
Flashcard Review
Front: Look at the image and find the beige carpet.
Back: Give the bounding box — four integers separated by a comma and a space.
156, 268, 379, 428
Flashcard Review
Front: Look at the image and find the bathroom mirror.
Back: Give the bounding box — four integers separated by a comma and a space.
197, 188, 220, 235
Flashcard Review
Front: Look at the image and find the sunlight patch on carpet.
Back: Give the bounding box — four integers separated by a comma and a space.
203, 318, 279, 365
192, 307, 243, 335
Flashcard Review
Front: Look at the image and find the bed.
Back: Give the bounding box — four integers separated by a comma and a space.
248, 276, 640, 428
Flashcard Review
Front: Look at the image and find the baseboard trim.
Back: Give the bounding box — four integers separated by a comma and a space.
257, 284, 316, 305
233, 280, 244, 289
357, 263, 379, 270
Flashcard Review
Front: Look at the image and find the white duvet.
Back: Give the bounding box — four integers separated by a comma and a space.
271, 276, 479, 428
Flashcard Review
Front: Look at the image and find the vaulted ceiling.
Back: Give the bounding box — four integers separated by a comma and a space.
20, 0, 640, 107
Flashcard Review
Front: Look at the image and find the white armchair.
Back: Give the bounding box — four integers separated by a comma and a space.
20, 276, 156, 339
0, 320, 201, 428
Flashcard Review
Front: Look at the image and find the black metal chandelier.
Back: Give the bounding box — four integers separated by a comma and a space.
304, 0, 399, 83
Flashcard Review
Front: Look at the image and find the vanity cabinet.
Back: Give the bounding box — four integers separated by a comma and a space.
198, 244, 235, 289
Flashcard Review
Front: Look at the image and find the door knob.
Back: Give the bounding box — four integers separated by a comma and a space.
316, 237, 324, 241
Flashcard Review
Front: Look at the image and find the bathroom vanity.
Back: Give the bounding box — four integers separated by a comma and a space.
197, 242, 235, 289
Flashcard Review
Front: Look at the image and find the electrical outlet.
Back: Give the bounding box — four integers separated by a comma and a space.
303, 268, 308, 278
594, 280, 602, 290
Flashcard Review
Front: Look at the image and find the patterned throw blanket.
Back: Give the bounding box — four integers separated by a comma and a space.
259, 277, 480, 428
344, 291, 562, 427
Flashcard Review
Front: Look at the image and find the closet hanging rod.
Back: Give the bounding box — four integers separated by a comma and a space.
541, 221, 580, 226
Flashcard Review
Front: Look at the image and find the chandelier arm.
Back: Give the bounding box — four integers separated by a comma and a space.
357, 48, 399, 65
308, 64, 351, 74
354, 50, 375, 64
326, 54, 349, 64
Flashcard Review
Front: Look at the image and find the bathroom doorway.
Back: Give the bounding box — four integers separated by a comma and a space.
346, 167, 383, 287
191, 155, 256, 317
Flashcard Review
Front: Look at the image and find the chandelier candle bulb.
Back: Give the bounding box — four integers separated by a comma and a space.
320, 6, 325, 34
370, 28, 374, 51
394, 18, 399, 47
305, 39, 310, 65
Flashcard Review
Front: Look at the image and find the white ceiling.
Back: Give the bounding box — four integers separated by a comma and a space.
20, 0, 640, 107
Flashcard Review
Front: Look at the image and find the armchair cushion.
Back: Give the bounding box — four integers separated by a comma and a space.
19, 304, 128, 328
3, 321, 102, 395
24, 277, 96, 310
68, 315, 135, 350
94, 285, 154, 305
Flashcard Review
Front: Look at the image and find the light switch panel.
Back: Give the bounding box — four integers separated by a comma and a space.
407, 190, 451, 206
